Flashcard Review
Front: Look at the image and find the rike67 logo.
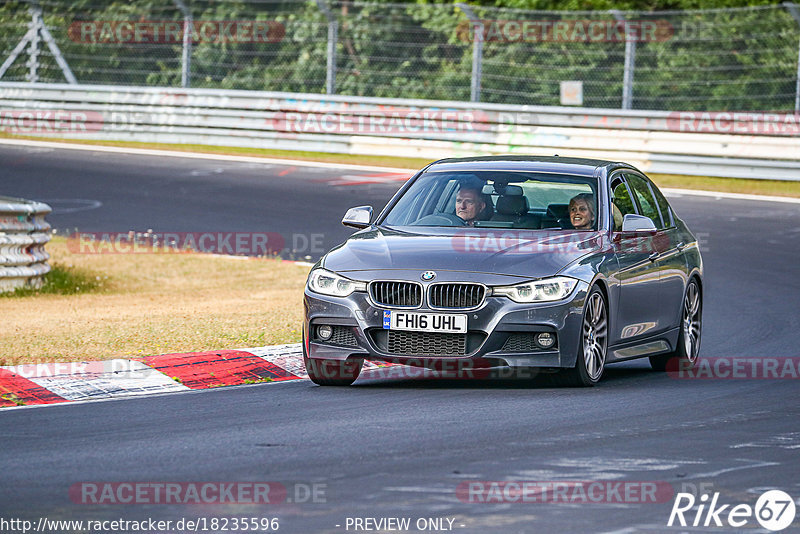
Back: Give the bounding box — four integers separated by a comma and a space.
668, 489, 796, 531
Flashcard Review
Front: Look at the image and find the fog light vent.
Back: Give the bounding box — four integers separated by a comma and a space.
314, 325, 358, 347
502, 332, 557, 352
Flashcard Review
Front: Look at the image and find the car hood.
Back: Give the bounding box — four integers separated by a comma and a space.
322, 226, 603, 279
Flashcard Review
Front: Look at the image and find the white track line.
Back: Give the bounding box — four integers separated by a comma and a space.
0, 138, 411, 173
2, 138, 798, 204
661, 187, 800, 204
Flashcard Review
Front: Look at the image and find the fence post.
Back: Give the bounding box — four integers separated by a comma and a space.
785, 2, 800, 112
457, 3, 483, 103
315, 0, 338, 95
172, 0, 192, 88
611, 10, 635, 110
456, 2, 483, 102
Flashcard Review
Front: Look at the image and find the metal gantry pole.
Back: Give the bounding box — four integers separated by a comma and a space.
457, 3, 483, 103
611, 10, 636, 110
0, 28, 35, 80
785, 2, 800, 113
315, 0, 338, 95
173, 0, 193, 88
26, 5, 42, 82
38, 10, 77, 84
0, 2, 76, 83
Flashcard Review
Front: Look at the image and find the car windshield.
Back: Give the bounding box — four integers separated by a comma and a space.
381, 170, 598, 230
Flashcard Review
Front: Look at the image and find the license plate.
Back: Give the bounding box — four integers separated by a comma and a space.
382, 310, 467, 333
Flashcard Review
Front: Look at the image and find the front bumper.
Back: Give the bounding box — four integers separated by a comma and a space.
303, 278, 589, 370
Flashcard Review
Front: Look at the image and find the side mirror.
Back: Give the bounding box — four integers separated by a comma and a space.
342, 205, 373, 229
621, 214, 657, 232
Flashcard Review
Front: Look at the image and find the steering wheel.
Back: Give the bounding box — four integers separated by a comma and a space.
410, 213, 467, 227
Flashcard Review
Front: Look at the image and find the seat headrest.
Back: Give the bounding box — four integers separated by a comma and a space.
496, 195, 529, 216
547, 203, 570, 220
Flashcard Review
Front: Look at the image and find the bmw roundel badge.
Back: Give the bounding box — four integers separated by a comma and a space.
421, 271, 436, 281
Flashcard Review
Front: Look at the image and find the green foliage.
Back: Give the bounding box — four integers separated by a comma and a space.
0, 0, 797, 110
479, 0, 779, 10
1, 263, 107, 297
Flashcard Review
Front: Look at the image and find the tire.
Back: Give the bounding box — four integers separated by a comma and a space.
650, 278, 702, 372
556, 287, 608, 387
302, 331, 363, 386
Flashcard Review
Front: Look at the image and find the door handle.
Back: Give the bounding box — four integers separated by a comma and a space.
648, 252, 659, 261
676, 241, 685, 251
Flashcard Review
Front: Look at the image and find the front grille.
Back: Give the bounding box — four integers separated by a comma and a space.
370, 281, 422, 308
387, 331, 466, 356
429, 283, 485, 309
502, 333, 539, 352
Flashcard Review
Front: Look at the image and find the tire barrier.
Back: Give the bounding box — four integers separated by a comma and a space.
0, 196, 51, 292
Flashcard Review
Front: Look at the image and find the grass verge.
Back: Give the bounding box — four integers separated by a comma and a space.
3, 133, 799, 198
0, 236, 310, 366
648, 173, 800, 198
1, 263, 106, 297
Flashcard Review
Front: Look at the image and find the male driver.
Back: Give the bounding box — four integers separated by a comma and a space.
455, 186, 486, 226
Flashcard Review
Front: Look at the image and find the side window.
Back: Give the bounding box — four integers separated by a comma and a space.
626, 174, 664, 229
648, 180, 675, 228
609, 176, 636, 231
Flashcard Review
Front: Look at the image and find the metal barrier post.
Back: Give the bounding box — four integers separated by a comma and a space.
315, 0, 338, 95
785, 2, 800, 112
611, 10, 635, 110
457, 3, 483, 103
172, 0, 193, 88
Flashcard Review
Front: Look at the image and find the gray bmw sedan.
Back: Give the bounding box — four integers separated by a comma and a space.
303, 156, 703, 387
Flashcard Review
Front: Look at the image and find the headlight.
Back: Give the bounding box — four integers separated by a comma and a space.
493, 276, 578, 303
307, 268, 366, 297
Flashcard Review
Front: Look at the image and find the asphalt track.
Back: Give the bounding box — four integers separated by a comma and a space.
1, 143, 799, 533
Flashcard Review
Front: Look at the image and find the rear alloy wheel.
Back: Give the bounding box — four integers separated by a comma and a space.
650, 279, 702, 371
557, 287, 608, 387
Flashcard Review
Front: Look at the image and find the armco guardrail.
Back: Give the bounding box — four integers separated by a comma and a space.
0, 196, 52, 292
1, 82, 799, 180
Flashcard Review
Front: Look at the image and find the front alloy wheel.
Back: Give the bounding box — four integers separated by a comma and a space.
650, 279, 702, 371
302, 328, 363, 386
557, 287, 608, 387
304, 355, 363, 386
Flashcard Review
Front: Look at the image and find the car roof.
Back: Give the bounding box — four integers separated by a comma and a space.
423, 155, 635, 177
